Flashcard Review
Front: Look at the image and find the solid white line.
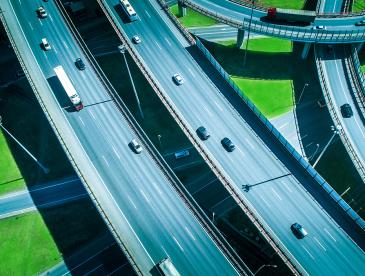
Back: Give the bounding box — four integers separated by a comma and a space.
314, 237, 326, 251
172, 236, 184, 251
324, 228, 336, 242
302, 245, 315, 260
184, 226, 196, 241
79, 117, 85, 126
84, 264, 103, 275
102, 156, 110, 167
112, 146, 120, 160
271, 188, 282, 201
127, 195, 137, 209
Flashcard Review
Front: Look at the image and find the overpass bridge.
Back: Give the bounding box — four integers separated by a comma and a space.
97, 0, 365, 274
0, 0, 248, 274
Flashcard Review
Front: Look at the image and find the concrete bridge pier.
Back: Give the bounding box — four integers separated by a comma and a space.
236, 28, 245, 49
178, 0, 187, 17
301, 42, 312, 59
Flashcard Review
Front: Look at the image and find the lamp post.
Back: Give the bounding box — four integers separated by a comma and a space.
243, 0, 256, 68
309, 143, 320, 161
242, 173, 291, 192
313, 125, 341, 168
157, 134, 162, 151
118, 45, 144, 119
0, 116, 49, 174
254, 264, 277, 275
212, 212, 215, 224
297, 83, 309, 105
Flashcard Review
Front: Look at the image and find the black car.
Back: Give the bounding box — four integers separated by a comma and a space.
355, 20, 365, 26
291, 223, 308, 239
340, 103, 353, 118
196, 126, 210, 140
75, 58, 85, 70
221, 137, 235, 152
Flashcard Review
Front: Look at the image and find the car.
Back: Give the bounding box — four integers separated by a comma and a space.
291, 223, 308, 239
41, 38, 51, 51
132, 35, 141, 44
174, 149, 190, 159
37, 6, 47, 18
196, 126, 210, 140
313, 25, 326, 30
340, 103, 353, 118
129, 139, 143, 154
355, 20, 365, 26
75, 58, 86, 70
172, 73, 184, 85
221, 137, 235, 152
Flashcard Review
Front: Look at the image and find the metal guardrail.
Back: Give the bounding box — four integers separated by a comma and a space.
314, 47, 365, 230
181, 0, 365, 43
96, 1, 251, 275
349, 45, 365, 111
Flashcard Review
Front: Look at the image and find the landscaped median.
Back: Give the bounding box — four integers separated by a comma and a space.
170, 4, 217, 27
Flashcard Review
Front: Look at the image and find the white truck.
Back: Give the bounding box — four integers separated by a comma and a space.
54, 66, 83, 111
157, 258, 180, 276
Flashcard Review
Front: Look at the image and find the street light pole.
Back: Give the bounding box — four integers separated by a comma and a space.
309, 143, 320, 161
297, 83, 309, 105
243, 0, 255, 68
0, 116, 49, 174
118, 45, 144, 119
157, 134, 162, 151
254, 264, 277, 275
313, 125, 341, 168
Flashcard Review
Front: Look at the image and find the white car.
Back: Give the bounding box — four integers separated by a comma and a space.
313, 25, 326, 30
173, 73, 184, 85
129, 139, 143, 154
132, 35, 141, 44
37, 6, 47, 18
41, 38, 51, 51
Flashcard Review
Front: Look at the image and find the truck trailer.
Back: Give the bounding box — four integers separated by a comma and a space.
267, 7, 316, 23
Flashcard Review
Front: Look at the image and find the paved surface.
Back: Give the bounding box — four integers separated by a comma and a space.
1, 0, 240, 274
101, 0, 365, 274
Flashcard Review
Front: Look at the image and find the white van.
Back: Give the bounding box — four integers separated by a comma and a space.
41, 38, 51, 51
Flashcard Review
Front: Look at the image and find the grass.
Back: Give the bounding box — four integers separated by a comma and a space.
0, 212, 61, 275
0, 131, 25, 195
352, 0, 365, 12
170, 4, 217, 27
357, 46, 365, 73
256, 0, 305, 9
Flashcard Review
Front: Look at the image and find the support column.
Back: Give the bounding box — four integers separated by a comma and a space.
178, 1, 187, 17
301, 42, 311, 59
355, 42, 364, 52
236, 28, 245, 49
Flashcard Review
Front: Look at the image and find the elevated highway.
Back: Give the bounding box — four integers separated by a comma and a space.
98, 0, 365, 274
0, 0, 246, 274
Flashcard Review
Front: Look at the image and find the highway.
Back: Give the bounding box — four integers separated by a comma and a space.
0, 0, 241, 274
100, 0, 365, 274
181, 0, 365, 43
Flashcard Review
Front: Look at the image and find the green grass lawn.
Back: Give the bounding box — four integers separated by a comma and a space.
257, 0, 305, 9
352, 0, 365, 12
170, 4, 217, 27
0, 212, 61, 275
0, 131, 25, 195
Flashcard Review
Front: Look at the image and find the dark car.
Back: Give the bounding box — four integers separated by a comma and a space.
291, 223, 308, 239
75, 58, 85, 70
221, 137, 235, 152
340, 103, 353, 118
196, 126, 210, 140
355, 20, 365, 26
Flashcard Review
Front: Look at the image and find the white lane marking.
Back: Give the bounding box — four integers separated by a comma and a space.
314, 237, 326, 251
151, 181, 163, 195
165, 37, 171, 46
155, 41, 162, 50
214, 101, 223, 111
145, 10, 151, 18
161, 246, 170, 258
188, 68, 195, 77
245, 138, 256, 150
237, 147, 245, 156
43, 52, 48, 59
102, 156, 110, 167
324, 228, 336, 242
127, 195, 137, 209
49, 15, 53, 22
184, 226, 196, 241
302, 245, 315, 260
271, 188, 282, 201
203, 106, 213, 117
39, 19, 43, 26
18, 0, 21, 4
88, 109, 96, 120
28, 22, 33, 30
112, 146, 120, 160
282, 181, 292, 193
62, 41, 69, 49
258, 194, 271, 207
139, 188, 150, 203
278, 122, 288, 130
53, 46, 57, 54
79, 117, 85, 126
172, 236, 184, 251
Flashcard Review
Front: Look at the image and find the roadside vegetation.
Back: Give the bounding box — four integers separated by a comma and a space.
256, 0, 305, 9
170, 4, 217, 27
352, 0, 365, 12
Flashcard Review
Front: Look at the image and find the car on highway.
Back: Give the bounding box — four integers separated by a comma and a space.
196, 126, 210, 140
172, 73, 184, 85
37, 6, 47, 18
174, 149, 190, 159
340, 103, 353, 118
129, 139, 143, 154
132, 35, 141, 44
312, 25, 326, 30
355, 20, 365, 26
41, 38, 51, 51
291, 223, 308, 239
75, 58, 86, 70
221, 137, 235, 152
